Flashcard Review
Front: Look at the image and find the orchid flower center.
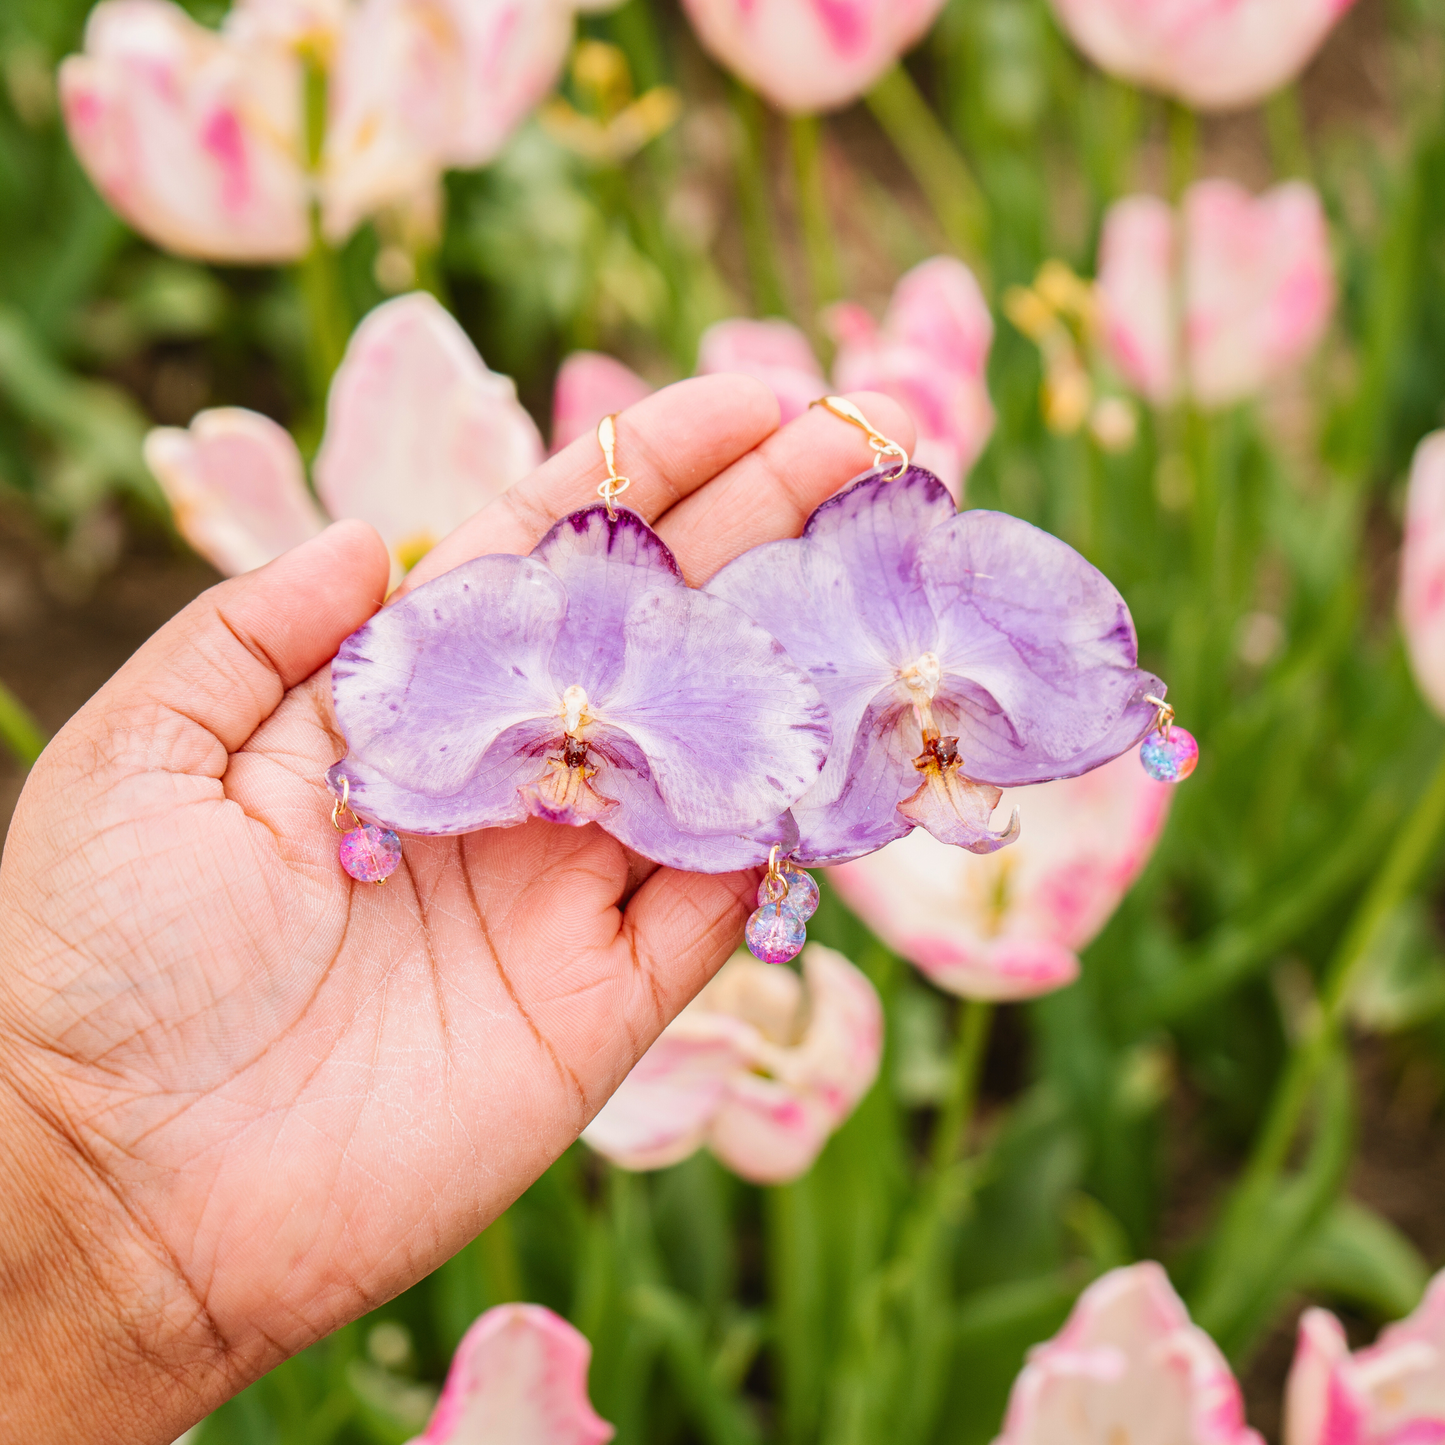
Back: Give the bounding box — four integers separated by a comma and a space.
561, 684, 591, 739
900, 652, 944, 734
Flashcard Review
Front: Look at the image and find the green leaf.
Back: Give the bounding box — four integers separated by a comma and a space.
1291, 1196, 1430, 1321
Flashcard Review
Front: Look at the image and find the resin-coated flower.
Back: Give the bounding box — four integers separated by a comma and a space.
554, 256, 995, 502
1098, 182, 1335, 410
407, 1304, 614, 1445
145, 293, 543, 582
582, 945, 882, 1184
995, 1262, 1263, 1445
1284, 1271, 1445, 1445
60, 0, 310, 262
706, 466, 1162, 866
1399, 432, 1445, 719
328, 507, 831, 871
1048, 0, 1356, 111
681, 0, 948, 113
830, 748, 1171, 1000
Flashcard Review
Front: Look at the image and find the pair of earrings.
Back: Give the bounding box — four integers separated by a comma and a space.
328, 399, 1197, 976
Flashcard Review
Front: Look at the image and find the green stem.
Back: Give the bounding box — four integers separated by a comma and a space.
477, 1209, 523, 1305
1166, 101, 1198, 204
865, 64, 988, 263
929, 1000, 994, 1173
1265, 85, 1312, 180
766, 1179, 821, 1445
0, 678, 45, 767
1216, 741, 1445, 1232
788, 114, 843, 319
729, 82, 788, 318
298, 227, 350, 407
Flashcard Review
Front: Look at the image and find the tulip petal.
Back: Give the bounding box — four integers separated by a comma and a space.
998, 1263, 1263, 1445
1098, 195, 1179, 406
921, 509, 1163, 786
411, 1304, 613, 1445
144, 408, 326, 576
316, 293, 544, 578
61, 0, 309, 262
551, 352, 654, 453
1400, 435, 1445, 719
1184, 180, 1335, 409
1048, 0, 1357, 112
680, 0, 949, 113
1284, 1309, 1370, 1445
696, 318, 825, 424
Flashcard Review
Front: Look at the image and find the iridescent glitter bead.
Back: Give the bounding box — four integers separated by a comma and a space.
1140, 727, 1199, 783
745, 901, 806, 966
339, 823, 402, 883
755, 860, 820, 922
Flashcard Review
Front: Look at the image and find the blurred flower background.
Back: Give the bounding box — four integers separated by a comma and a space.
5, 0, 1445, 1441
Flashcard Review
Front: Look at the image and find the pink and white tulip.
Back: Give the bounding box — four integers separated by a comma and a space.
60, 0, 311, 262
680, 0, 949, 114
995, 1262, 1263, 1445
145, 292, 543, 580
408, 1304, 613, 1445
1284, 1272, 1445, 1445
1048, 0, 1357, 111
1398, 432, 1445, 719
829, 748, 1170, 1001
552, 256, 994, 500
582, 945, 883, 1185
1098, 181, 1334, 410
63, 0, 620, 260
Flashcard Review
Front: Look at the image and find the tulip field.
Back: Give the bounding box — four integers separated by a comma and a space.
7, 0, 1445, 1442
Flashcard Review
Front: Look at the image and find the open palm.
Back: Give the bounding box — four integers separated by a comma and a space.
0, 379, 912, 1445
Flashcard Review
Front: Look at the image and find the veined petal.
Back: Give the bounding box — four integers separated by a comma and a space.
551, 352, 654, 453
330, 554, 567, 816
411, 1303, 613, 1445
922, 509, 1163, 786
60, 0, 309, 262
1184, 179, 1335, 409
1098, 195, 1180, 406
696, 318, 824, 424
144, 408, 325, 575
316, 294, 544, 578
896, 767, 1019, 853
680, 0, 949, 114
602, 579, 832, 836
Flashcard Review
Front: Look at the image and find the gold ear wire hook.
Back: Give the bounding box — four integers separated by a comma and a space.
331, 775, 359, 832
810, 395, 910, 480
596, 414, 633, 521
1143, 693, 1174, 741
762, 842, 789, 904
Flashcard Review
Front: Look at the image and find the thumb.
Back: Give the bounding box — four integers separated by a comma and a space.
70, 521, 390, 767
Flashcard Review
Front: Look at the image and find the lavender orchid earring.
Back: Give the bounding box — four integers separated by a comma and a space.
1140, 693, 1199, 782
323, 412, 832, 879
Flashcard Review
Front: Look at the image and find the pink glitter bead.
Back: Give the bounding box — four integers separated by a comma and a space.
755, 861, 820, 922
339, 823, 402, 883
1140, 727, 1199, 783
745, 902, 806, 965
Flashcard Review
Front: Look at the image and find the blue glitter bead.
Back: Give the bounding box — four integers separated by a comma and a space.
755, 861, 820, 922
1140, 727, 1199, 783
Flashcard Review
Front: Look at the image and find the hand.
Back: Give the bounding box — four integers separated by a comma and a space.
0, 377, 914, 1445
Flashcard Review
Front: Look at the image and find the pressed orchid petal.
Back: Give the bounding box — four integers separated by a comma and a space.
1184, 180, 1335, 409
696, 318, 825, 425
60, 0, 310, 263
921, 508, 1163, 786
144, 408, 326, 576
996, 1263, 1263, 1445
331, 507, 828, 867
708, 466, 1160, 865
410, 1303, 613, 1445
1400, 432, 1445, 719
551, 352, 654, 453
896, 769, 1020, 853
830, 749, 1171, 1000
1285, 1271, 1445, 1445
1047, 0, 1357, 111
680, 0, 949, 114
831, 257, 996, 502
1098, 195, 1179, 406
586, 945, 882, 1184
315, 293, 544, 577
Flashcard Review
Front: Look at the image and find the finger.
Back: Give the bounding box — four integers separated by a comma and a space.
68, 520, 390, 765
399, 374, 781, 594
653, 390, 919, 585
